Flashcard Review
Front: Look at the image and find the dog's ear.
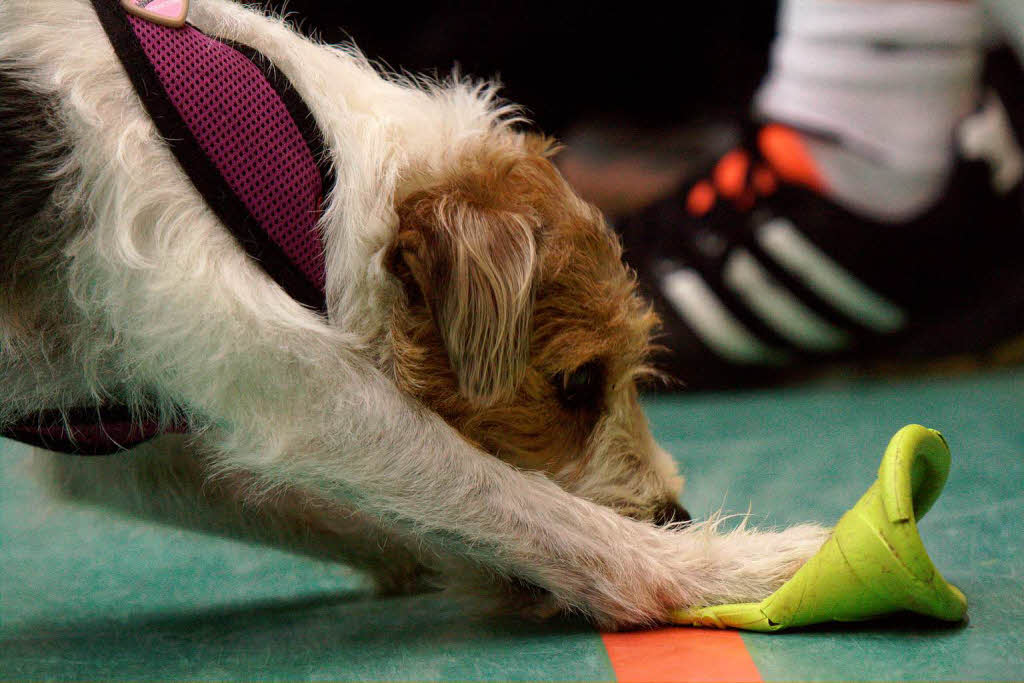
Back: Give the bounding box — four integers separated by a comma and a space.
390, 181, 538, 405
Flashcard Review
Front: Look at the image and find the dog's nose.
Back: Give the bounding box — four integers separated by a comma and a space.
653, 500, 692, 527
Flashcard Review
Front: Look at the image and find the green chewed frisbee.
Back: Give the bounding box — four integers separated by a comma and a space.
671, 424, 967, 632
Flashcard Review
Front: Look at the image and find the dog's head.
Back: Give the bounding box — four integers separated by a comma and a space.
386, 132, 687, 526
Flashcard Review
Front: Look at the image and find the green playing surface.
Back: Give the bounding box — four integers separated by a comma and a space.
2, 369, 1022, 681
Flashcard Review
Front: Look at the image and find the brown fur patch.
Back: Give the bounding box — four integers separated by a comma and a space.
386, 133, 666, 498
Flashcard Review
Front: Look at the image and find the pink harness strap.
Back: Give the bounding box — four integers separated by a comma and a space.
2, 0, 333, 455
128, 15, 329, 296
3, 408, 168, 456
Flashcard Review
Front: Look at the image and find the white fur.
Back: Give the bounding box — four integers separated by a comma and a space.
0, 0, 828, 628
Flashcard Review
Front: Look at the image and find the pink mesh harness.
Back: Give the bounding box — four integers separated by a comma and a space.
2, 0, 333, 454
130, 16, 329, 298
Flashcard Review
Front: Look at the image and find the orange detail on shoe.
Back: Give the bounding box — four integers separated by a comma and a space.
758, 124, 827, 192
753, 165, 778, 195
687, 180, 716, 216
713, 149, 750, 198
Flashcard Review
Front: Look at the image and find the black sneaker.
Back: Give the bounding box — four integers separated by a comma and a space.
619, 97, 1024, 391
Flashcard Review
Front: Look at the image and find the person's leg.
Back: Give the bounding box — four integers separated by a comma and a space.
617, 0, 1024, 390
755, 0, 985, 221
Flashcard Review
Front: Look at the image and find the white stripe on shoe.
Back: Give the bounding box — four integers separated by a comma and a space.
724, 248, 850, 351
660, 267, 788, 365
757, 218, 906, 332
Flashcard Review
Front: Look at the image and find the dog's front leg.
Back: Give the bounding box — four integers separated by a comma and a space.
222, 390, 828, 628
121, 323, 823, 626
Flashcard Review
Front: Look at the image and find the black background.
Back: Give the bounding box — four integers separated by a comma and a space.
268, 2, 780, 135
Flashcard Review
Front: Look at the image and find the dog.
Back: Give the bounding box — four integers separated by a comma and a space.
0, 0, 828, 628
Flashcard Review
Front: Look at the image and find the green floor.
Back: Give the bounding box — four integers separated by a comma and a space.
2, 370, 1022, 681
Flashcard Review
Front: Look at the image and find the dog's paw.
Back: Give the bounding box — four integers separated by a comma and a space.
562, 521, 834, 629
515, 592, 566, 622
776, 523, 833, 564
493, 580, 570, 622
441, 567, 572, 623
761, 523, 833, 581
707, 522, 833, 603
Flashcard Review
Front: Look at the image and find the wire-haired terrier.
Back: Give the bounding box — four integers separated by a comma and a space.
0, 0, 827, 628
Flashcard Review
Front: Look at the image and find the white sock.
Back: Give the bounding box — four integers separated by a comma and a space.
755, 0, 985, 221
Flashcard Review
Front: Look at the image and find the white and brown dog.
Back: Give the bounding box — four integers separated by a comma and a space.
0, 0, 827, 628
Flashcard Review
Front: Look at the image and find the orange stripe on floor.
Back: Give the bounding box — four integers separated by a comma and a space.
602, 627, 762, 683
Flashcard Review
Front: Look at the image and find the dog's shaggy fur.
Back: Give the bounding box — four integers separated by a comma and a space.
0, 0, 828, 628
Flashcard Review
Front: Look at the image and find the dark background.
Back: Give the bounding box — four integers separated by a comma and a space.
268, 2, 780, 136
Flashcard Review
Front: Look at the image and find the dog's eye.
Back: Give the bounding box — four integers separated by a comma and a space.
554, 361, 604, 410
